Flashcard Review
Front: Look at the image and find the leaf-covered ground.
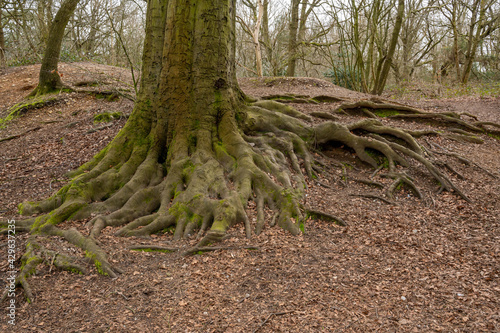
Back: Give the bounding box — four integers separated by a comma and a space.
0, 63, 499, 332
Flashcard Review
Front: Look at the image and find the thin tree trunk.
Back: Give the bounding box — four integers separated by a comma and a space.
32, 0, 80, 95
0, 3, 6, 70
461, 0, 486, 85
365, 0, 380, 92
37, 0, 52, 45
253, 0, 264, 76
261, 0, 275, 75
286, 0, 300, 76
372, 0, 404, 95
86, 2, 99, 55
452, 1, 461, 81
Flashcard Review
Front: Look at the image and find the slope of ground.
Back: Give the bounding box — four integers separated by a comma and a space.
0, 63, 499, 332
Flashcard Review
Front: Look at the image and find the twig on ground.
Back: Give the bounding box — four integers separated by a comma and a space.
253, 311, 295, 333
0, 127, 41, 143
129, 244, 260, 256
87, 123, 113, 134
305, 208, 347, 226
41, 120, 61, 124
182, 245, 260, 256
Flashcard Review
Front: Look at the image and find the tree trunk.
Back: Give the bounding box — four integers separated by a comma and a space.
157, 0, 242, 162
261, 0, 275, 75
372, 0, 404, 95
0, 3, 6, 70
286, 0, 300, 76
452, 0, 461, 81
31, 0, 80, 96
461, 0, 486, 85
253, 0, 264, 77
37, 0, 53, 46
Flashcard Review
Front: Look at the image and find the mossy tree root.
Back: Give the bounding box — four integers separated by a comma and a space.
0, 96, 60, 128
335, 98, 500, 139
3, 99, 481, 301
0, 236, 87, 303
261, 94, 345, 105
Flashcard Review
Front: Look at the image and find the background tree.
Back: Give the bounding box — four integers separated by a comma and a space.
2, 0, 498, 91
460, 0, 498, 84
237, 0, 265, 76
323, 0, 402, 93
36, 0, 53, 45
286, 0, 299, 76
371, 0, 404, 94
395, 0, 443, 82
286, 0, 322, 77
30, 0, 80, 95
0, 0, 6, 70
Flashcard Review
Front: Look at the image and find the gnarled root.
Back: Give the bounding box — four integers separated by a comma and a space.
5, 97, 488, 301
335, 98, 500, 140
1, 96, 60, 127
1, 235, 87, 303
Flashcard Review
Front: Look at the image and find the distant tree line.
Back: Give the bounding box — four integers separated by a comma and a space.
1, 0, 499, 93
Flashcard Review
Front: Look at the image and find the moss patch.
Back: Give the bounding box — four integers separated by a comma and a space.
94, 111, 123, 123
0, 96, 58, 128
365, 148, 389, 168
85, 250, 108, 276
374, 109, 401, 117
487, 133, 500, 141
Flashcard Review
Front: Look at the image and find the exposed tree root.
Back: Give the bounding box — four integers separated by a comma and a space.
182, 245, 260, 256
1, 235, 87, 303
0, 127, 41, 143
334, 98, 500, 140
28, 82, 75, 98
4, 95, 493, 302
381, 172, 423, 200
1, 96, 60, 127
76, 88, 135, 102
76, 89, 122, 102
86, 123, 114, 134
424, 139, 497, 179
305, 208, 347, 226
129, 244, 260, 256
351, 178, 385, 188
1, 87, 130, 131
262, 94, 345, 104
129, 245, 179, 253
310, 111, 339, 121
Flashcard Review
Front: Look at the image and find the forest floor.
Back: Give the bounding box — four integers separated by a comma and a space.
0, 63, 499, 332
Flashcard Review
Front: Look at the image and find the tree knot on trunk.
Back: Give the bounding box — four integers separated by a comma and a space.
214, 78, 227, 90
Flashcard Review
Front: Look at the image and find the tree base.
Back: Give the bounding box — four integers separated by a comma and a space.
2, 93, 498, 302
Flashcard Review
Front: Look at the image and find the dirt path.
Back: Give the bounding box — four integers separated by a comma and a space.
0, 63, 499, 332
